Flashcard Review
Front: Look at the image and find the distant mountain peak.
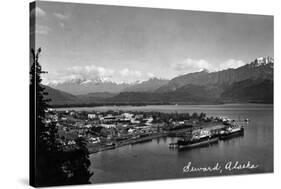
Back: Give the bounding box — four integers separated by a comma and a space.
146, 77, 168, 81
252, 56, 274, 67
200, 68, 209, 73
80, 79, 92, 85
122, 77, 169, 92
156, 56, 273, 93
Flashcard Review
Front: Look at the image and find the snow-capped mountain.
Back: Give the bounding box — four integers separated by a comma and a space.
46, 56, 273, 105
48, 79, 132, 95
156, 57, 273, 92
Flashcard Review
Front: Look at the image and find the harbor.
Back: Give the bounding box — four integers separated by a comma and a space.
48, 105, 251, 154
169, 120, 245, 150
88, 104, 273, 183
87, 118, 247, 153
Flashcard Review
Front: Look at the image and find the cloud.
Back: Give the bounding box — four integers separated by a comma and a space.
118, 69, 164, 83
46, 65, 115, 85
217, 59, 245, 70
120, 68, 142, 77
67, 65, 115, 81
30, 7, 46, 18
59, 22, 65, 28
53, 13, 69, 29
147, 72, 155, 78
171, 58, 246, 73
30, 7, 49, 35
44, 65, 158, 85
172, 58, 211, 73
53, 13, 69, 20
35, 24, 51, 35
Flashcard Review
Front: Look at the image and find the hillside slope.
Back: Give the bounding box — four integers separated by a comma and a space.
44, 85, 79, 105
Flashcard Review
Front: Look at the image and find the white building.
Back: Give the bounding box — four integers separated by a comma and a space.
100, 124, 116, 129
89, 137, 100, 144
128, 128, 135, 134
122, 113, 133, 119
88, 114, 96, 119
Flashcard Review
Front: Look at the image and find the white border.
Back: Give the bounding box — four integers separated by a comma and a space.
0, 0, 279, 189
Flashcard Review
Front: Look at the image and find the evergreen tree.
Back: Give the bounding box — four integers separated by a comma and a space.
191, 112, 199, 119
199, 112, 206, 121
64, 137, 93, 184
30, 48, 67, 186
30, 48, 49, 153
30, 48, 93, 186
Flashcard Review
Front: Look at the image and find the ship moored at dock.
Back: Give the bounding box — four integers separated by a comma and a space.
177, 129, 219, 150
219, 124, 244, 140
170, 118, 247, 150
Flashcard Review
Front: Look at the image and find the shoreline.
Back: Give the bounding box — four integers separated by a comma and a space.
88, 133, 169, 154
87, 123, 222, 154
54, 103, 273, 111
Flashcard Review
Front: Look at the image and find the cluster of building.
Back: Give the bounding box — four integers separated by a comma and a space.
44, 109, 164, 148
43, 108, 225, 152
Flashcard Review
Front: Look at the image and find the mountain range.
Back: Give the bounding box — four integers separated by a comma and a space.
48, 79, 131, 95
45, 57, 273, 106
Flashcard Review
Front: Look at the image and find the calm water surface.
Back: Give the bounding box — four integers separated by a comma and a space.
57, 104, 273, 183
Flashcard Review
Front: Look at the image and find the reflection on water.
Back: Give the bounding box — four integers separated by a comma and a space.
85, 104, 273, 183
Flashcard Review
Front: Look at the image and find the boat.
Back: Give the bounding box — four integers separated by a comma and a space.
177, 136, 219, 149
177, 129, 219, 150
219, 125, 244, 140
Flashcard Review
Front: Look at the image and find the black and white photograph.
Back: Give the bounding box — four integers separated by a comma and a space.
29, 0, 274, 187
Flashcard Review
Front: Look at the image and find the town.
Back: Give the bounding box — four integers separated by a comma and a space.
44, 108, 244, 153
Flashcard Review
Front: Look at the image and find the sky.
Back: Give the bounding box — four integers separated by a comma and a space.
30, 1, 274, 84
